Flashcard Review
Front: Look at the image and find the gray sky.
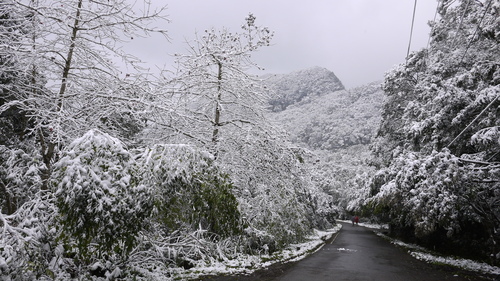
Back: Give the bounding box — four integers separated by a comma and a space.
133, 0, 439, 88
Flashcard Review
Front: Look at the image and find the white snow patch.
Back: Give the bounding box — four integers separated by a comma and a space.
336, 248, 358, 253
411, 252, 500, 276
337, 219, 389, 230
375, 231, 500, 277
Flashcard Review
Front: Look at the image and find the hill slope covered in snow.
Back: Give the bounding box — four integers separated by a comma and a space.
264, 66, 345, 112
265, 67, 384, 152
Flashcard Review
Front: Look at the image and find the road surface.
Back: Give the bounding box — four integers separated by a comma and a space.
202, 222, 491, 280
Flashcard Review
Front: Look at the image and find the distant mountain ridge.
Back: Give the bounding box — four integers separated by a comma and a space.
264, 67, 384, 152
264, 66, 345, 112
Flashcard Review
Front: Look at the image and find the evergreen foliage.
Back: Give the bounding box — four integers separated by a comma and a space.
0, 143, 42, 214
138, 144, 242, 238
156, 174, 241, 238
368, 0, 499, 264
52, 130, 152, 260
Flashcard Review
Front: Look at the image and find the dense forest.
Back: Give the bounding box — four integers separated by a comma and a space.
0, 0, 498, 280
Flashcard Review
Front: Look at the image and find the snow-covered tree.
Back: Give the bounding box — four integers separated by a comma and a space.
369, 150, 467, 235
374, 0, 498, 161
0, 1, 33, 145
0, 0, 168, 188
0, 2, 172, 277
0, 143, 42, 215
369, 0, 499, 263
0, 1, 42, 215
153, 15, 322, 247
166, 13, 273, 156
52, 130, 152, 261
224, 131, 314, 247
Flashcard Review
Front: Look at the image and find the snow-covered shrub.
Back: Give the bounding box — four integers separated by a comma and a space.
242, 180, 310, 249
0, 142, 57, 279
368, 149, 499, 263
134, 144, 242, 270
220, 134, 314, 249
369, 150, 468, 237
137, 144, 241, 238
0, 192, 61, 280
52, 129, 153, 261
0, 143, 42, 214
158, 174, 241, 238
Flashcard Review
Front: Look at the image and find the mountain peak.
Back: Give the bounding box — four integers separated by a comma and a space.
293, 66, 336, 74
265, 67, 345, 112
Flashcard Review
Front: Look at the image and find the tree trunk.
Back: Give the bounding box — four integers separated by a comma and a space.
0, 182, 16, 215
57, 0, 83, 110
40, 0, 83, 190
211, 60, 222, 159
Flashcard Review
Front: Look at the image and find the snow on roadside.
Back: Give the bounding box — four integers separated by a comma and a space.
375, 232, 500, 276
358, 222, 389, 230
175, 224, 342, 280
337, 219, 389, 230
411, 252, 500, 276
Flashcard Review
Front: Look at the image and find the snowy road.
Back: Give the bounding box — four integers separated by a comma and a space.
203, 222, 490, 280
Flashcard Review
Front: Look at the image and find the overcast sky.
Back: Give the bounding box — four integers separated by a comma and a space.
133, 0, 439, 88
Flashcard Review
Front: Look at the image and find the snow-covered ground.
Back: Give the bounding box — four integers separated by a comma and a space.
173, 224, 343, 280
375, 232, 500, 277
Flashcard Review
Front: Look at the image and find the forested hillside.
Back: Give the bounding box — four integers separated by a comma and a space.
268, 76, 383, 151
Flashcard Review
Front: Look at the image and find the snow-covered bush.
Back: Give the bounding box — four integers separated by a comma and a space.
220, 134, 314, 249
0, 142, 56, 279
52, 129, 153, 262
127, 144, 243, 271
158, 174, 241, 237
0, 193, 59, 280
0, 143, 42, 214
368, 149, 499, 263
137, 144, 241, 238
369, 150, 467, 237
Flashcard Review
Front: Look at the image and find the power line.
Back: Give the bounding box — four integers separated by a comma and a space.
451, 0, 472, 48
447, 95, 499, 148
406, 0, 418, 59
459, 0, 493, 63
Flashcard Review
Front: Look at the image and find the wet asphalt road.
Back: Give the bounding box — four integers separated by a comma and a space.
202, 222, 491, 281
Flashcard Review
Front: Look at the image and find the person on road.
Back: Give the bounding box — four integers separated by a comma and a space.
354, 216, 359, 225
351, 216, 355, 225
